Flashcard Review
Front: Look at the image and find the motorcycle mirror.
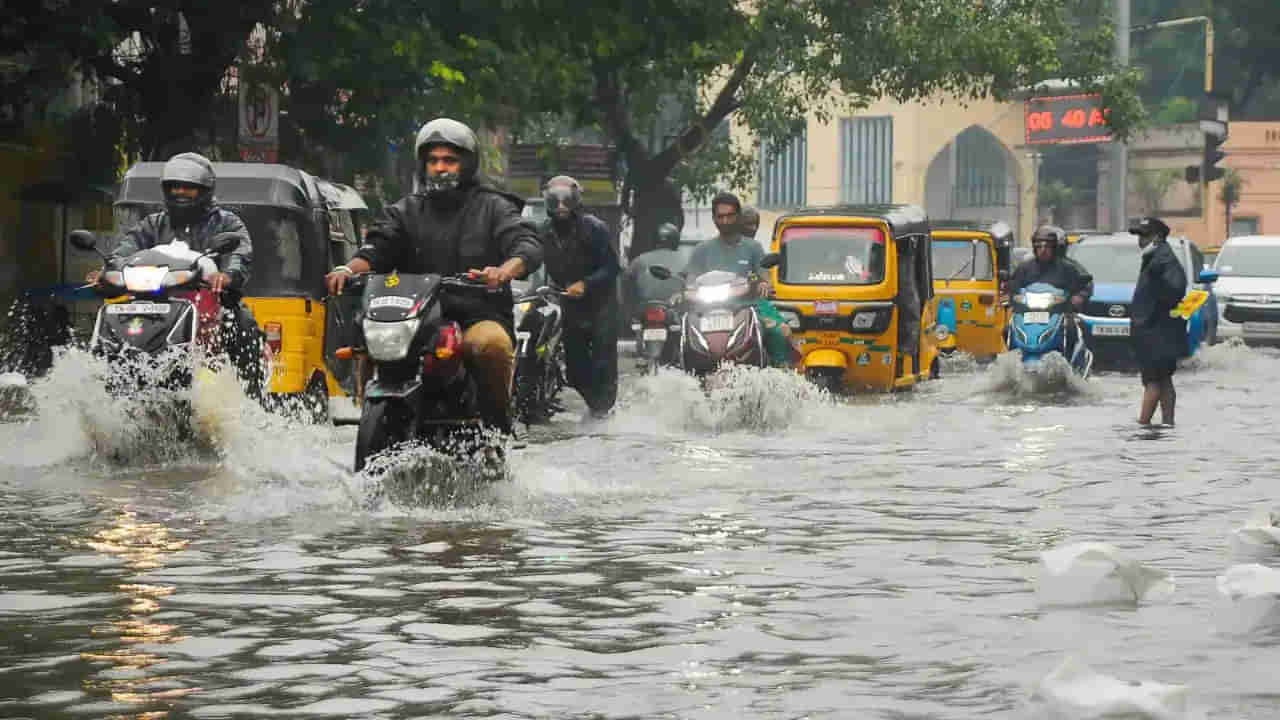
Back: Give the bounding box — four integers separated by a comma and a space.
68, 230, 100, 253
649, 265, 672, 280
534, 285, 553, 295
998, 268, 1011, 281
760, 252, 781, 269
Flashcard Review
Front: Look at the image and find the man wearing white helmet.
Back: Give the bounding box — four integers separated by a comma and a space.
325, 118, 542, 435
92, 151, 262, 398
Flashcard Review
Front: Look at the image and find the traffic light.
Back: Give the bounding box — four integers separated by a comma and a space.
1186, 97, 1229, 184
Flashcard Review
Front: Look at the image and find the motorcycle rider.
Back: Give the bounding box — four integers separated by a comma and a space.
683, 192, 793, 367
740, 205, 761, 244
1008, 224, 1093, 358
88, 152, 263, 398
622, 221, 685, 319
325, 117, 542, 435
537, 175, 621, 419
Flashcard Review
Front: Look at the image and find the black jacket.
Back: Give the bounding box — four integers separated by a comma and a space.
110, 205, 253, 290
539, 213, 620, 319
1009, 257, 1092, 298
354, 183, 543, 334
1131, 241, 1188, 364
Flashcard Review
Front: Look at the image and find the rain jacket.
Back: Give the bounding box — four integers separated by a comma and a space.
622, 248, 685, 317
354, 182, 543, 335
1131, 241, 1188, 365
539, 213, 620, 325
110, 205, 253, 290
1009, 257, 1092, 298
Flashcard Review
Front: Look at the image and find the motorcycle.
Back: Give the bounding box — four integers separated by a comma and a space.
631, 300, 680, 375
339, 271, 503, 473
649, 258, 779, 376
68, 229, 249, 393
512, 284, 567, 424
1008, 281, 1094, 377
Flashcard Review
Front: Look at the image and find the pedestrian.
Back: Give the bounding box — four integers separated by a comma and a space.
1129, 216, 1187, 426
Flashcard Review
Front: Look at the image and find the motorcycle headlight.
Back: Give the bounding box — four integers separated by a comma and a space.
362, 317, 420, 361
102, 270, 125, 287
1025, 292, 1058, 310
123, 266, 168, 293
163, 270, 195, 288
696, 284, 733, 303
778, 310, 802, 330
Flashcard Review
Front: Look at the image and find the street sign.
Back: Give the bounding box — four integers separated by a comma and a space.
1025, 94, 1113, 145
238, 80, 279, 163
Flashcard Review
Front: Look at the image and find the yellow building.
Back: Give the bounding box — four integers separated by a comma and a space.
735, 96, 1039, 245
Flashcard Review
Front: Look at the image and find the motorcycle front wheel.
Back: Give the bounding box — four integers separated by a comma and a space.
355, 399, 411, 472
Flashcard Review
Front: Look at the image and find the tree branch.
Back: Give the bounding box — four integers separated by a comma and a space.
649, 48, 756, 177
593, 66, 647, 169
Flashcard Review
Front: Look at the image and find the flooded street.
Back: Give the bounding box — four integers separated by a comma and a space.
2, 343, 1279, 719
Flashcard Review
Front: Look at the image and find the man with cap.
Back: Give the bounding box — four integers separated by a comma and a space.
1129, 216, 1187, 425
537, 175, 621, 419
90, 151, 263, 398
325, 117, 542, 435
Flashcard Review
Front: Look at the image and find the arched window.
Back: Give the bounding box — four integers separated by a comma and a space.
954, 127, 1008, 208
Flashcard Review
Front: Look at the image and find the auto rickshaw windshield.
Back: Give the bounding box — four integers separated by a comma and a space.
933, 239, 994, 281
779, 226, 886, 285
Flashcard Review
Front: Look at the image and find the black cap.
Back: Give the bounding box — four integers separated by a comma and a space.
1128, 216, 1170, 238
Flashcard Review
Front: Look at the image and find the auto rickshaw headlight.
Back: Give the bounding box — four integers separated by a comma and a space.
850, 310, 884, 332
934, 324, 952, 341
363, 317, 420, 361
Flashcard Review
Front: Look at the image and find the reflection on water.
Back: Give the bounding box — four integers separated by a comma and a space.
0, 341, 1278, 717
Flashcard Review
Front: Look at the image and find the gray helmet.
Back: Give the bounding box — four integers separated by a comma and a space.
740, 206, 760, 234
414, 118, 479, 194
161, 152, 215, 223
657, 222, 681, 250
1031, 224, 1065, 248
543, 175, 582, 217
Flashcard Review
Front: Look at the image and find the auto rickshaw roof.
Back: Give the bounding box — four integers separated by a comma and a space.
315, 179, 369, 211
930, 219, 1014, 246
777, 203, 929, 237
115, 162, 313, 211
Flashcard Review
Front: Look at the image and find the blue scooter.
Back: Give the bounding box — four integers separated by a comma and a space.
1008, 282, 1093, 377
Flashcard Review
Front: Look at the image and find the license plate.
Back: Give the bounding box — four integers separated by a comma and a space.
106, 302, 171, 315
1023, 311, 1050, 324
642, 328, 667, 341
515, 330, 531, 356
699, 313, 735, 333
1093, 324, 1130, 337
815, 300, 838, 315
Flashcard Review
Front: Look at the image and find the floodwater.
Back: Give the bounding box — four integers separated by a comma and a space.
2, 342, 1279, 719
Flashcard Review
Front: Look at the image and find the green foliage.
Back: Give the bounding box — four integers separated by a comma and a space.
1132, 168, 1182, 215
1219, 168, 1245, 209
1039, 181, 1080, 216
1151, 95, 1198, 126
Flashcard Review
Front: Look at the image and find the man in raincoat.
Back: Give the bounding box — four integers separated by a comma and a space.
1129, 216, 1187, 426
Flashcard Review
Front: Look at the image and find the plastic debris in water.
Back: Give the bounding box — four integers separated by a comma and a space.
1229, 508, 1280, 560
1036, 542, 1173, 607
1033, 656, 1189, 719
1215, 563, 1280, 636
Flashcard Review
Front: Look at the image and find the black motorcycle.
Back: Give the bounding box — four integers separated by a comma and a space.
343, 271, 505, 473
631, 300, 681, 375
512, 284, 568, 424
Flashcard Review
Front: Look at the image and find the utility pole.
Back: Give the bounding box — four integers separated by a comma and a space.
1108, 0, 1130, 233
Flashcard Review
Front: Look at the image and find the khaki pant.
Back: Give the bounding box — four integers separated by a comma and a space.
461, 320, 515, 429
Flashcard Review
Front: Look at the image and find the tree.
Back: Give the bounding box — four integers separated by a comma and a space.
1038, 181, 1080, 226
1220, 168, 1246, 238
1132, 168, 1180, 215
509, 0, 1142, 258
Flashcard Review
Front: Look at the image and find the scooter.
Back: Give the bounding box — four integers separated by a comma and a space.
339, 271, 502, 472
512, 284, 567, 424
631, 300, 680, 375
1008, 281, 1094, 377
69, 229, 248, 393
649, 257, 779, 376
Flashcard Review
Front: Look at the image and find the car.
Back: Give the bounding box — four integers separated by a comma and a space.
1066, 233, 1219, 368
1212, 235, 1280, 346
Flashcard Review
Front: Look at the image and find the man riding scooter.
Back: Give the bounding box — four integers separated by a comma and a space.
1007, 224, 1093, 362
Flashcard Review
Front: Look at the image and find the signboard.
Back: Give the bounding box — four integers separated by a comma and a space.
1025, 93, 1112, 145
238, 80, 279, 162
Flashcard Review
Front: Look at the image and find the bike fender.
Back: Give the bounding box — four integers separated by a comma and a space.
803, 348, 848, 369
366, 378, 423, 401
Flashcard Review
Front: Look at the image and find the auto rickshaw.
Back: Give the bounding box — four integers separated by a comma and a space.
768, 204, 942, 393
930, 220, 1014, 360
112, 162, 367, 422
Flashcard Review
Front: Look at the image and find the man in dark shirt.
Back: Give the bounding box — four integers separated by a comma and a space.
1129, 216, 1187, 425
325, 118, 542, 434
1008, 224, 1092, 361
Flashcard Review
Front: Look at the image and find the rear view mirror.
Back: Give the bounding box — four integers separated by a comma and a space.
210, 232, 242, 255
68, 229, 98, 252
1197, 269, 1219, 284
760, 252, 781, 269
649, 265, 673, 280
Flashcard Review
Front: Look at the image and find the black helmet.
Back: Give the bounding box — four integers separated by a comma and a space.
414, 117, 479, 195
656, 222, 680, 250
161, 152, 215, 225
1031, 224, 1065, 248
542, 175, 582, 219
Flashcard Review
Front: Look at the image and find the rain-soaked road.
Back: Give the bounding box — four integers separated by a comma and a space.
1, 342, 1279, 719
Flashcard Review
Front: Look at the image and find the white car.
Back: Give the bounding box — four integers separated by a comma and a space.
1213, 235, 1280, 346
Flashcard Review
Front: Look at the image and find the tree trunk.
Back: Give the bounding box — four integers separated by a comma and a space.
625, 162, 685, 261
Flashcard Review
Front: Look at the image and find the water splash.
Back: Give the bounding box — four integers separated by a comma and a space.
976, 351, 1096, 401
1179, 337, 1280, 376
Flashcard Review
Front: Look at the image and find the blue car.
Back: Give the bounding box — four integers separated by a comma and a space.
1067, 233, 1219, 368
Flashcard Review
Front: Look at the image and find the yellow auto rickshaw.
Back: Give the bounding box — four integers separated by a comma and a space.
930, 220, 1014, 360
113, 162, 368, 422
768, 204, 942, 393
